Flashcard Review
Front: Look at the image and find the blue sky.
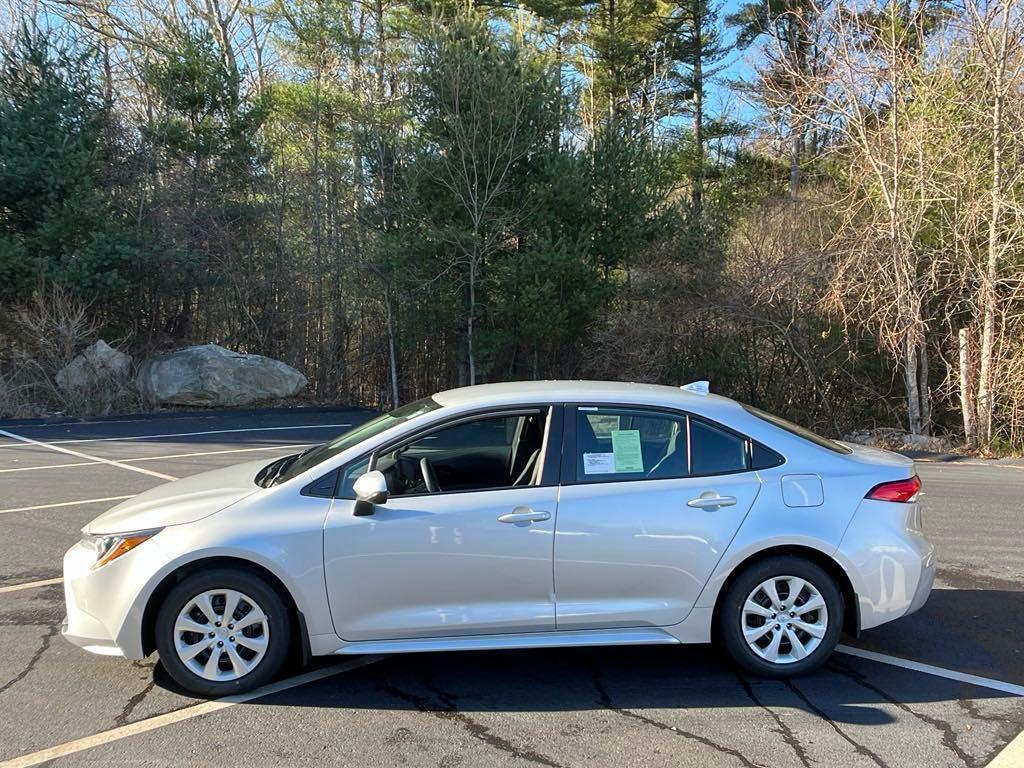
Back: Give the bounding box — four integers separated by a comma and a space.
708, 0, 760, 124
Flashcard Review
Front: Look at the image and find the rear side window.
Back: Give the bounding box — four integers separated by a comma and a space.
690, 419, 748, 475
751, 442, 785, 470
742, 405, 851, 454
575, 407, 687, 482
571, 406, 785, 483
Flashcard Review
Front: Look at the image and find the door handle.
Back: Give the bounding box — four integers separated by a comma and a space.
497, 507, 551, 524
687, 494, 738, 510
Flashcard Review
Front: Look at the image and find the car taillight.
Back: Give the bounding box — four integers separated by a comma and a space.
866, 475, 921, 503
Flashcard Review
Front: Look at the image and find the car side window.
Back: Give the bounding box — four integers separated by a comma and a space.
690, 418, 748, 475
375, 411, 548, 497
574, 407, 688, 482
751, 442, 785, 470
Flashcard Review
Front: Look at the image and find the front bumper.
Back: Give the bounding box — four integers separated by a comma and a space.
61, 617, 124, 656
61, 536, 170, 659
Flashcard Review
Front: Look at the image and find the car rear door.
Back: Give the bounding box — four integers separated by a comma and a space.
553, 404, 762, 629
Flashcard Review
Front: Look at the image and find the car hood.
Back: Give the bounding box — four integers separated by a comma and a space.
84, 458, 270, 535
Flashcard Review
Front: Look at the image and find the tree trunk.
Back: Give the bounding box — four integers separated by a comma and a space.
903, 331, 923, 435
789, 126, 801, 199
977, 23, 1006, 447
467, 256, 477, 386
691, 0, 704, 216
385, 288, 399, 408
918, 338, 930, 436
787, 13, 805, 199
959, 327, 977, 447
553, 25, 563, 152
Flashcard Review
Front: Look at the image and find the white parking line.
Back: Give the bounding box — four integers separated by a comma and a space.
0, 443, 312, 474
0, 460, 96, 473
126, 443, 311, 463
0, 423, 351, 448
0, 495, 135, 516
837, 645, 1024, 696
0, 577, 63, 594
0, 429, 177, 482
0, 655, 384, 768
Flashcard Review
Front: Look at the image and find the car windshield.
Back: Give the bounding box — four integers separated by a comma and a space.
264, 397, 442, 486
742, 404, 852, 454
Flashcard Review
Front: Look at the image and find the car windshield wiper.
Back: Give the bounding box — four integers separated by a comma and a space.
295, 444, 321, 460
256, 453, 300, 488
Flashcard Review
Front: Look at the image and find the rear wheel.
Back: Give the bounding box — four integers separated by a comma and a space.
719, 556, 843, 678
155, 568, 291, 697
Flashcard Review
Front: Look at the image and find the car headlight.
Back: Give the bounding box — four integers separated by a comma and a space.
81, 529, 162, 570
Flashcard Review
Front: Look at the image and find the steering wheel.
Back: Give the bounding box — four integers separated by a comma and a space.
420, 457, 441, 494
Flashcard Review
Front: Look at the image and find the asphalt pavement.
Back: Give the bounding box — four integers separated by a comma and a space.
0, 407, 1021, 767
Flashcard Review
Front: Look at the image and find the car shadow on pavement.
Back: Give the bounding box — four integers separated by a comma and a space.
849, 587, 1024, 686
241, 643, 1018, 727
149, 588, 1023, 727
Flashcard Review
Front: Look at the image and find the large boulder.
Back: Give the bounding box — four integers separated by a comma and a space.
844, 427, 954, 454
136, 344, 307, 407
56, 340, 133, 393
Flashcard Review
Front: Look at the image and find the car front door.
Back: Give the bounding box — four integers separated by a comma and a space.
553, 404, 762, 629
323, 406, 561, 642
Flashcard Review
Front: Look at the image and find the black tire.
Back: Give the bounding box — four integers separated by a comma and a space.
719, 555, 843, 678
155, 568, 292, 697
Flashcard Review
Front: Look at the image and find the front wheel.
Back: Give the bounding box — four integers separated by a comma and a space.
155, 568, 291, 697
719, 556, 843, 678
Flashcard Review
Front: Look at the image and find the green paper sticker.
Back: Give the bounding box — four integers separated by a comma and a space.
611, 429, 644, 473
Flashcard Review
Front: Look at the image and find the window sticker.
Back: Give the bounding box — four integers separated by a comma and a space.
583, 452, 616, 474
611, 429, 644, 473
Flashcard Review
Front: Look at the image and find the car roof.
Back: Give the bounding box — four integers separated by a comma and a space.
432, 380, 742, 417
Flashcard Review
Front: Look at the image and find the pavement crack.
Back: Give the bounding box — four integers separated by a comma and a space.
735, 673, 814, 767
784, 680, 889, 768
115, 661, 157, 727
955, 698, 1020, 726
588, 661, 765, 768
0, 622, 58, 696
829, 661, 975, 767
373, 676, 564, 768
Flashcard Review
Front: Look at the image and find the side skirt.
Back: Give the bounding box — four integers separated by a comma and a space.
331, 627, 681, 656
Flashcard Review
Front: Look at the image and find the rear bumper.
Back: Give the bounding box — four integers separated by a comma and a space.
905, 544, 935, 617
836, 498, 935, 631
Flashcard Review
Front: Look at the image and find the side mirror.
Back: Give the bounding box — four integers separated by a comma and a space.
353, 470, 389, 516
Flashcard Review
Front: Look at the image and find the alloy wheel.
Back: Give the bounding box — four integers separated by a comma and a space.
174, 588, 270, 681
741, 575, 829, 664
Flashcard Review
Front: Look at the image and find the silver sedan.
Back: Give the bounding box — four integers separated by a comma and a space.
62, 381, 935, 696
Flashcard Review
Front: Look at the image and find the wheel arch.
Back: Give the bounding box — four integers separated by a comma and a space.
141, 555, 311, 664
710, 545, 860, 639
